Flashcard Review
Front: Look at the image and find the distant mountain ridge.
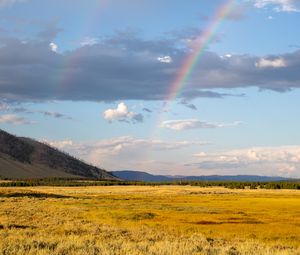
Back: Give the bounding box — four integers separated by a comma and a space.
0, 129, 118, 180
112, 170, 291, 182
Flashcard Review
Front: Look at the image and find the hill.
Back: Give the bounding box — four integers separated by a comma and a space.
0, 129, 118, 180
112, 170, 172, 182
112, 170, 290, 182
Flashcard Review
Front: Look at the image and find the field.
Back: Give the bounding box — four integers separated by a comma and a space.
0, 186, 299, 255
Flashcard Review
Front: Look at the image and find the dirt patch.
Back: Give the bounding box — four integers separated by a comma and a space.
195, 219, 264, 225
196, 221, 221, 225
0, 192, 70, 199
225, 218, 264, 224
7, 224, 35, 229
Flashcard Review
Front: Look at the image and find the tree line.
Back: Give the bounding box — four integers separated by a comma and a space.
0, 178, 299, 189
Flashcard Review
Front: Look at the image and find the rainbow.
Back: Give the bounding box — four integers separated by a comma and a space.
166, 0, 236, 102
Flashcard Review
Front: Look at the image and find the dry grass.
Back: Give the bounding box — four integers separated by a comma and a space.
0, 186, 299, 255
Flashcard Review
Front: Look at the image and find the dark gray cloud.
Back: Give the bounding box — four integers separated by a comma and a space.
12, 107, 33, 114
131, 113, 143, 123
0, 31, 300, 103
39, 111, 73, 120
142, 108, 152, 113
181, 90, 237, 100
180, 100, 198, 111
40, 111, 64, 118
0, 101, 72, 119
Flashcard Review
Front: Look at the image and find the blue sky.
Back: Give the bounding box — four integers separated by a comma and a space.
1, 0, 300, 177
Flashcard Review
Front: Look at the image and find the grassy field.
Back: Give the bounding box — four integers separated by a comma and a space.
0, 186, 299, 255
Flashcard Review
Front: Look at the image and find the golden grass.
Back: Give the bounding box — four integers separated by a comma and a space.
0, 186, 299, 255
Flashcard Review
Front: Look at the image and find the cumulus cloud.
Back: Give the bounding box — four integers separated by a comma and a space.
49, 42, 58, 52
161, 119, 241, 131
0, 30, 300, 102
0, 114, 32, 125
255, 57, 286, 68
252, 0, 300, 12
191, 146, 300, 177
103, 102, 143, 123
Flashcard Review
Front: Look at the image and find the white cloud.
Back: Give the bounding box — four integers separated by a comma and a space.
44, 140, 73, 149
45, 136, 207, 172
220, 54, 233, 59
161, 119, 241, 131
49, 42, 58, 52
43, 137, 300, 177
0, 114, 32, 125
157, 55, 172, 63
103, 102, 143, 123
192, 146, 300, 177
48, 136, 206, 153
255, 57, 286, 68
81, 37, 98, 47
252, 0, 300, 12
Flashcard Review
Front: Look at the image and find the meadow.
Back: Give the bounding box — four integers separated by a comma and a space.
0, 185, 299, 255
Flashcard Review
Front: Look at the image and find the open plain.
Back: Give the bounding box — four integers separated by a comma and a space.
0, 186, 299, 255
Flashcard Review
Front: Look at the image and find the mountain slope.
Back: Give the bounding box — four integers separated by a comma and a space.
0, 129, 118, 180
113, 170, 290, 182
112, 170, 171, 182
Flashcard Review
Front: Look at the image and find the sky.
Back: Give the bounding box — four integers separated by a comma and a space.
0, 0, 300, 177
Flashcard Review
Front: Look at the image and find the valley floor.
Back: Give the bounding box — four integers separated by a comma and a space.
0, 186, 299, 255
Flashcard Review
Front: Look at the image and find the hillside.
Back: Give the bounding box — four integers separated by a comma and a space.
0, 129, 118, 180
112, 170, 172, 182
112, 170, 290, 182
